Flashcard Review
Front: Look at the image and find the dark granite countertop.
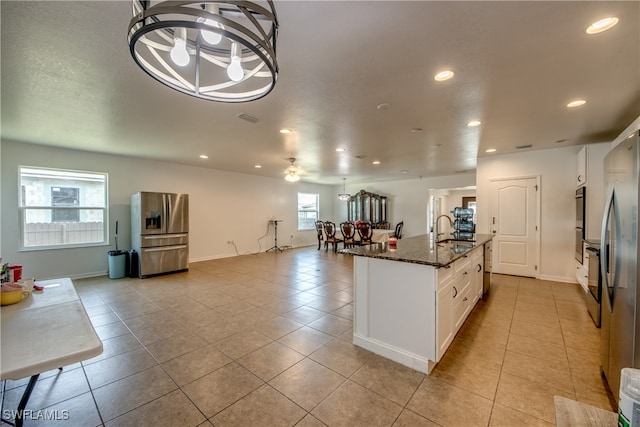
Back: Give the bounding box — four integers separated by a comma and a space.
340, 234, 494, 267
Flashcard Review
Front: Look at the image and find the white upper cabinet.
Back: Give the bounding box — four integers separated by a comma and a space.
583, 143, 611, 240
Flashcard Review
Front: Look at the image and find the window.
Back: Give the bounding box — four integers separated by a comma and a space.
52, 187, 80, 222
297, 193, 319, 231
19, 166, 108, 250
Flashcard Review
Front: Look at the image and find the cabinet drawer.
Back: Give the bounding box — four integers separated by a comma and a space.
454, 255, 471, 277
453, 281, 472, 331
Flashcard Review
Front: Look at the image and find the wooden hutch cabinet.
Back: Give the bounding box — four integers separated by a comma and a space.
347, 189, 388, 224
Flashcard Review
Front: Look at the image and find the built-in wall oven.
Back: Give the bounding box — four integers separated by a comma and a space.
576, 187, 586, 262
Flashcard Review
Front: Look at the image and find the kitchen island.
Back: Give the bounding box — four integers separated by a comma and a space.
341, 234, 493, 374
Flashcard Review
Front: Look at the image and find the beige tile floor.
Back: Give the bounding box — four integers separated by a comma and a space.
0, 247, 615, 426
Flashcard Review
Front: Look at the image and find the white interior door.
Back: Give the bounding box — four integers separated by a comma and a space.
489, 177, 539, 277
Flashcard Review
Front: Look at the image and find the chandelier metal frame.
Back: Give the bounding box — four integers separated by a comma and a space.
128, 1, 278, 102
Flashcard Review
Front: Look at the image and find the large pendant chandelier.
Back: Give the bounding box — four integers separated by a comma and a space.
127, 1, 278, 103
338, 178, 350, 201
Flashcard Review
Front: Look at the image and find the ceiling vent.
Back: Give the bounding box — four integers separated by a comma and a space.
237, 113, 260, 124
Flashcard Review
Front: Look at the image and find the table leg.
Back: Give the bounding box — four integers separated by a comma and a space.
15, 374, 39, 427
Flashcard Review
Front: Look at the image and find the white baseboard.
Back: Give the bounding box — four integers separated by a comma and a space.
353, 334, 435, 374
539, 274, 578, 284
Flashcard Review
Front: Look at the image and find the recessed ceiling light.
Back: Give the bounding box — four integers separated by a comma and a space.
434, 70, 454, 81
279, 128, 292, 134
467, 120, 482, 127
372, 160, 381, 165
377, 103, 391, 110
199, 154, 209, 159
335, 147, 346, 152
411, 128, 423, 133
587, 17, 619, 34
567, 99, 587, 108
515, 144, 533, 149
401, 170, 408, 174
254, 164, 262, 168
485, 148, 496, 153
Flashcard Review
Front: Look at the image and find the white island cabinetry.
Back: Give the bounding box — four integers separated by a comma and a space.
349, 235, 492, 374
436, 264, 454, 361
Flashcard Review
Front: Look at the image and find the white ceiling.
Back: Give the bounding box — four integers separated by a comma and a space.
2, 1, 639, 185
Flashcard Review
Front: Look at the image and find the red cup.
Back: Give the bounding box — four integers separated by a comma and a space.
9, 265, 22, 282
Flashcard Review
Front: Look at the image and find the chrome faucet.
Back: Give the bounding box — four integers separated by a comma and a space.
435, 214, 454, 241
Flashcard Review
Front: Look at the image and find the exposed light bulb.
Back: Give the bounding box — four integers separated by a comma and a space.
170, 28, 189, 66
200, 4, 223, 45
201, 21, 223, 45
227, 43, 244, 82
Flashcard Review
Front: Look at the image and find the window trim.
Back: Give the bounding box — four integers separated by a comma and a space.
18, 166, 109, 251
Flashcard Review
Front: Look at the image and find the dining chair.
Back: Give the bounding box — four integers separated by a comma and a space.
393, 221, 404, 239
340, 221, 356, 248
323, 221, 344, 252
357, 221, 373, 245
315, 220, 325, 250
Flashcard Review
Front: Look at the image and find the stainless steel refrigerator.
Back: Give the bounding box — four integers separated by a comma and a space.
600, 129, 640, 402
131, 192, 189, 278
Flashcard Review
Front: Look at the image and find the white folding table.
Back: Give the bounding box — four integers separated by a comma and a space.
1, 278, 103, 427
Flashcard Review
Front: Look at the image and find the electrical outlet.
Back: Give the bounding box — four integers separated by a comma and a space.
227, 240, 234, 245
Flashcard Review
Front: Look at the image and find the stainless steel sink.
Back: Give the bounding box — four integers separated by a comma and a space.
436, 238, 476, 244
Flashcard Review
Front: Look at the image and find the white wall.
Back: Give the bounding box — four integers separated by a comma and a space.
5, 138, 605, 284
339, 174, 476, 238
477, 145, 584, 283
441, 189, 477, 218
1, 140, 337, 280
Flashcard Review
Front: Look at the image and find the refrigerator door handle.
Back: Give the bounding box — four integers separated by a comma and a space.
144, 245, 188, 253
143, 234, 188, 240
600, 188, 615, 311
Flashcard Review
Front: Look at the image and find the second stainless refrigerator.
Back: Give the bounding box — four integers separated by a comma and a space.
131, 192, 189, 278
600, 129, 640, 403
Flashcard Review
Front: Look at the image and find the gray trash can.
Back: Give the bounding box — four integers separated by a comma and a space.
108, 250, 127, 279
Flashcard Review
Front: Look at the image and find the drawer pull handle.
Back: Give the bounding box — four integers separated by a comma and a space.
453, 286, 458, 298
463, 297, 468, 302
463, 271, 468, 275
476, 264, 482, 272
